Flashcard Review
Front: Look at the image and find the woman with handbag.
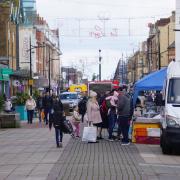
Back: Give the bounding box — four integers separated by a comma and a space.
87, 90, 103, 139
49, 96, 64, 148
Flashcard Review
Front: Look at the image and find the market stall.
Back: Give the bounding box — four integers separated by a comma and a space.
132, 68, 167, 144
133, 67, 167, 107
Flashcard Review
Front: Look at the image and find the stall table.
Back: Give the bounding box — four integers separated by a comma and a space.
132, 117, 163, 144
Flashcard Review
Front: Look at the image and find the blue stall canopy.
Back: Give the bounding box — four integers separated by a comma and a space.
133, 67, 167, 106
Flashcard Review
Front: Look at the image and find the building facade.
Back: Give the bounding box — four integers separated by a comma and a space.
147, 12, 175, 72
0, 0, 62, 96
0, 1, 21, 97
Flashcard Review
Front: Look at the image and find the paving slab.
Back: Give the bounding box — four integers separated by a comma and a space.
1, 121, 180, 180
0, 121, 71, 180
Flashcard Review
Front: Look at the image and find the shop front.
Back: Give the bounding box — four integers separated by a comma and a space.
0, 68, 13, 97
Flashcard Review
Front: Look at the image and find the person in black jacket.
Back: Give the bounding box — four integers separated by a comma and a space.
49, 96, 64, 148
42, 92, 53, 125
78, 96, 88, 122
117, 88, 131, 145
155, 91, 163, 113
36, 93, 44, 124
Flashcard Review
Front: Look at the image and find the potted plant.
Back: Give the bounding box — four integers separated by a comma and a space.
33, 89, 40, 101
14, 92, 29, 121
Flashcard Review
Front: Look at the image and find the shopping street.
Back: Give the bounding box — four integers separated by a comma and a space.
0, 121, 180, 180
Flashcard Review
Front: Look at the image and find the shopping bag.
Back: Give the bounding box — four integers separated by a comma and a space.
82, 126, 97, 142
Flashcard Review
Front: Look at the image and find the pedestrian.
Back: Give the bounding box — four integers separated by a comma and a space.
106, 90, 118, 141
42, 92, 53, 125
87, 90, 103, 139
4, 97, 13, 113
25, 96, 36, 124
49, 96, 64, 148
117, 88, 131, 145
154, 91, 163, 113
72, 106, 81, 137
99, 91, 109, 133
78, 96, 88, 123
36, 93, 44, 124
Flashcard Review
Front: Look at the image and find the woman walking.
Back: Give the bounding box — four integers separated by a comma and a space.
87, 90, 102, 139
25, 96, 36, 124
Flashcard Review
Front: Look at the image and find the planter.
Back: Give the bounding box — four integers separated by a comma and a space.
15, 105, 27, 121
0, 113, 20, 128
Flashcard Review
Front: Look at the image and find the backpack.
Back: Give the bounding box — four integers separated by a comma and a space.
106, 99, 112, 109
101, 99, 108, 113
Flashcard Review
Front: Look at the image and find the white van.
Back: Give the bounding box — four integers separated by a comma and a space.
160, 61, 180, 154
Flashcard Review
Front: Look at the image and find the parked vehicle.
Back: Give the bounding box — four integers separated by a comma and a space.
160, 61, 180, 154
59, 92, 80, 111
88, 80, 119, 95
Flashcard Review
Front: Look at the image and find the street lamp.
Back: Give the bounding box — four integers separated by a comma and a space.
157, 30, 161, 70
23, 36, 45, 95
99, 49, 102, 81
48, 47, 60, 94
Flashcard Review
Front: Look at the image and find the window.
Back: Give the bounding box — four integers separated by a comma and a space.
167, 78, 180, 104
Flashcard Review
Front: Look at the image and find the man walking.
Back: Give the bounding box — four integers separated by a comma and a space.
42, 92, 53, 125
36, 93, 44, 124
117, 88, 131, 145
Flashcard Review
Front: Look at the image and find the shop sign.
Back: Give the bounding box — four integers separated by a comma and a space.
2, 68, 13, 75
29, 79, 34, 85
2, 74, 9, 81
0, 68, 13, 81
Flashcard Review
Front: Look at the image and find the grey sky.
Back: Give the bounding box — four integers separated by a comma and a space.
36, 0, 175, 80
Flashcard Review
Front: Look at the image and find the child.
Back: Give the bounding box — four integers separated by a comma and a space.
72, 106, 82, 138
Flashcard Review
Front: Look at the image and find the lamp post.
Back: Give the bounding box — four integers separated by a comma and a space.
48, 48, 60, 94
29, 37, 32, 95
48, 47, 51, 94
158, 30, 161, 70
99, 49, 102, 81
24, 37, 45, 95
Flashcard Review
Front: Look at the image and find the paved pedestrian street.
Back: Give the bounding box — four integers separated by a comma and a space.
1, 123, 180, 180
